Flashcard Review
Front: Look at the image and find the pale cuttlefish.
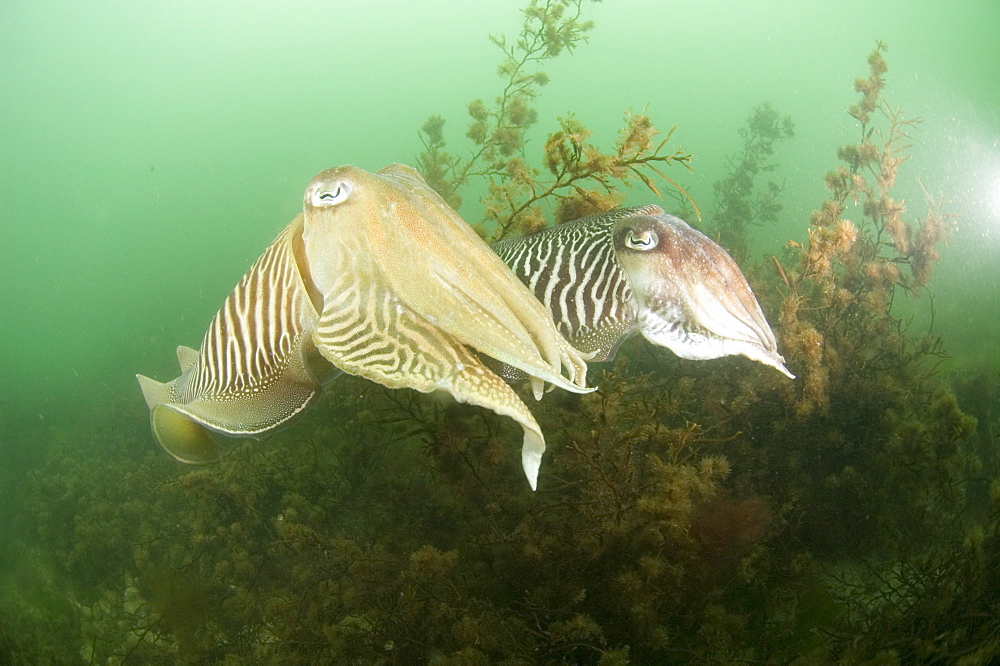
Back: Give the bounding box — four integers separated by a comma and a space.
492, 204, 794, 378
137, 164, 591, 490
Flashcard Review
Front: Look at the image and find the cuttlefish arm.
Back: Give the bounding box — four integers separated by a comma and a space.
301, 164, 593, 489
612, 211, 794, 378
136, 215, 331, 465
309, 264, 550, 487
361, 164, 590, 397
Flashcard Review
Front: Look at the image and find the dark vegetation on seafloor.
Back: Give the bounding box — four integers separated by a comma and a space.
2, 2, 998, 663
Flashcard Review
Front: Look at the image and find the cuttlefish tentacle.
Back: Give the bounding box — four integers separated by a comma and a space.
136, 215, 328, 465
493, 205, 793, 378
302, 164, 593, 489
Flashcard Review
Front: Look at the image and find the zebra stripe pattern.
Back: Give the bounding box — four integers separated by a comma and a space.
182, 223, 310, 402
310, 234, 464, 389
492, 207, 655, 342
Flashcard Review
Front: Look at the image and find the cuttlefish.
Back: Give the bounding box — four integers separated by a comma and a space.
492, 205, 794, 378
137, 164, 591, 490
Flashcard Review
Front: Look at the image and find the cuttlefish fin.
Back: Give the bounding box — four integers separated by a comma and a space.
149, 404, 222, 465
312, 281, 548, 490
175, 345, 199, 372
172, 335, 321, 437
136, 372, 169, 409
137, 334, 321, 465
136, 373, 222, 465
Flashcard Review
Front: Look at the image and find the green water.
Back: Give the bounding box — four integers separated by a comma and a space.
2, 0, 999, 662
2, 0, 997, 422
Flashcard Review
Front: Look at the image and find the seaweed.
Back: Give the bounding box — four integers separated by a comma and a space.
710, 103, 795, 264
416, 0, 697, 241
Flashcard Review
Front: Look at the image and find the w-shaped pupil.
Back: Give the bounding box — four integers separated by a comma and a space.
629, 232, 655, 248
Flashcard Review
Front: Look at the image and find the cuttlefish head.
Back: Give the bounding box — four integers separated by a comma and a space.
301, 163, 590, 397
301, 165, 464, 300
613, 212, 794, 378
300, 163, 592, 490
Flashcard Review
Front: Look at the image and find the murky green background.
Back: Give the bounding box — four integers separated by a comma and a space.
2, 0, 997, 428
1, 0, 998, 659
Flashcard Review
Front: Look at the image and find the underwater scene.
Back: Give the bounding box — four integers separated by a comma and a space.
2, 0, 999, 662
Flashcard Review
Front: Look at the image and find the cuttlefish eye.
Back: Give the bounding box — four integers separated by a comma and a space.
310, 181, 352, 207
625, 229, 658, 250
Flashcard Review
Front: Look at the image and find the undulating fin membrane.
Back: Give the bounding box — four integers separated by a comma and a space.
150, 403, 222, 465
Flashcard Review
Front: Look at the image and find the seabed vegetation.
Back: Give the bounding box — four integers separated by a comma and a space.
2, 2, 999, 664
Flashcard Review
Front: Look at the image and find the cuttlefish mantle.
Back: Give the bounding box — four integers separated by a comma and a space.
137, 164, 593, 490
136, 215, 329, 466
